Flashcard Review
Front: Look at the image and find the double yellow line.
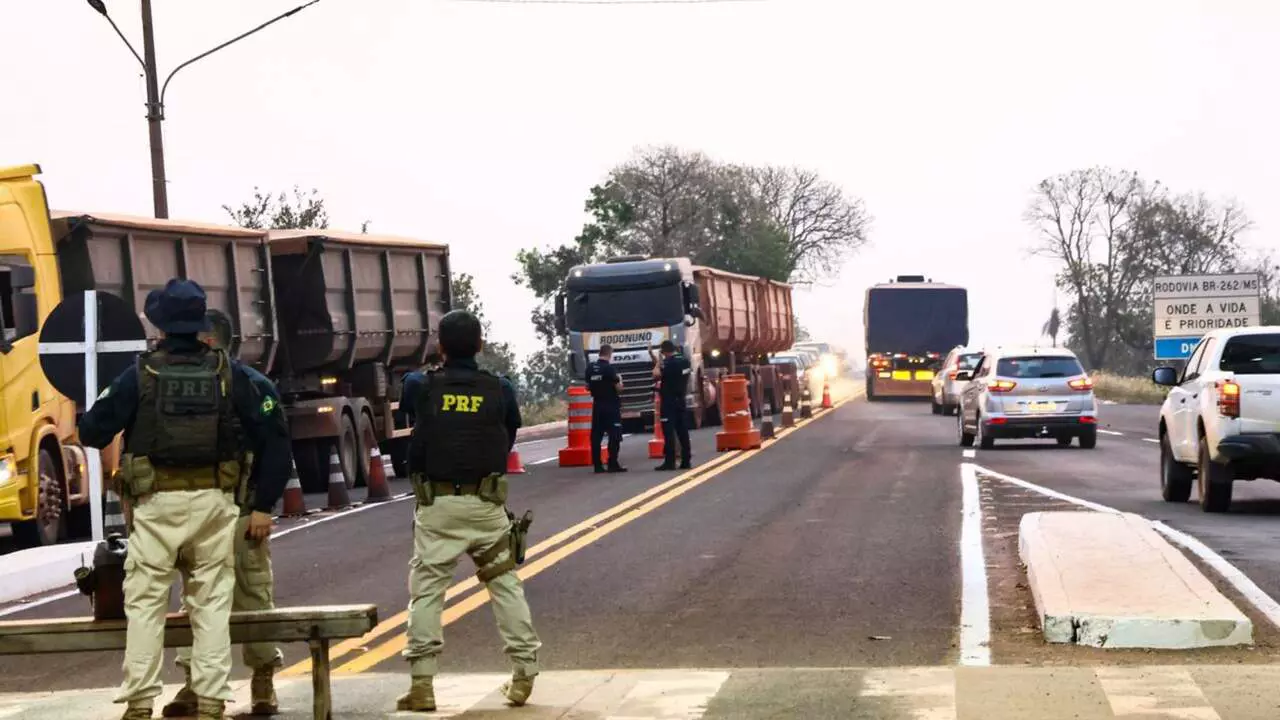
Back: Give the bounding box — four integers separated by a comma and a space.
280, 389, 860, 677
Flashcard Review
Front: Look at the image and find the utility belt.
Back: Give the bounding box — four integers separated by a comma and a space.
411, 472, 507, 507
118, 453, 242, 500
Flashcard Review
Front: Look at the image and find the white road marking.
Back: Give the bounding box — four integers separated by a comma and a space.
962, 449, 976, 459
1143, 438, 1160, 444
1097, 667, 1222, 719
958, 463, 991, 666
861, 667, 957, 719
970, 463, 1280, 635
530, 456, 558, 465
1098, 429, 1124, 436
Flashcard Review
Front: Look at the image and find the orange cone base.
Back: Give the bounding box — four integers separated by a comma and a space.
559, 446, 594, 467
822, 389, 832, 409
716, 429, 762, 451
507, 451, 527, 474
648, 438, 665, 458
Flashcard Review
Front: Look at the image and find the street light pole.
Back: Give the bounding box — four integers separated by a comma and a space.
139, 0, 168, 218
88, 0, 321, 220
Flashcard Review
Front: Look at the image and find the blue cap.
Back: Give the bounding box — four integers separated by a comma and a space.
144, 278, 212, 335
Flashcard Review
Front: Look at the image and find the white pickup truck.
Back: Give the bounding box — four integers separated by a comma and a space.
1153, 326, 1280, 513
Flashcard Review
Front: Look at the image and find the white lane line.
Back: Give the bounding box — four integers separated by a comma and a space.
970, 463, 1280, 633
962, 449, 976, 459
0, 589, 79, 618
1143, 438, 1160, 444
958, 463, 991, 666
1098, 429, 1124, 436
529, 456, 558, 466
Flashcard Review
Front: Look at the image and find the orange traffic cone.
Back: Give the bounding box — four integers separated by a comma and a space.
822, 379, 832, 409
507, 449, 526, 474
281, 459, 307, 517
366, 447, 392, 503
326, 450, 351, 511
648, 392, 665, 459
381, 450, 396, 480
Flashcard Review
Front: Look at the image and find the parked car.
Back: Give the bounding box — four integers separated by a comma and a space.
956, 346, 1098, 449
932, 346, 984, 416
1152, 327, 1280, 513
771, 352, 825, 407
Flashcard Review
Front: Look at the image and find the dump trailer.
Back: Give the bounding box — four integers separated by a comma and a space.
555, 256, 793, 429
864, 275, 968, 400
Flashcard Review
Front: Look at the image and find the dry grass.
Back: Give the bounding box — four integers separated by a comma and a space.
522, 398, 568, 426
1090, 371, 1168, 405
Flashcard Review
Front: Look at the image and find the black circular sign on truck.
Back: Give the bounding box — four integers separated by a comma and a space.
38, 291, 148, 406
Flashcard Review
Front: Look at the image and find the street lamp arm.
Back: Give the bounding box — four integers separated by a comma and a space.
159, 0, 321, 108
99, 11, 147, 70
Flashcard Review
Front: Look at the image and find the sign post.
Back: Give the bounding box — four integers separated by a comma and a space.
37, 291, 148, 543
1152, 273, 1262, 361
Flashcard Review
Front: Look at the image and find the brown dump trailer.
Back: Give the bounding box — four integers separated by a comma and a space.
48, 214, 450, 492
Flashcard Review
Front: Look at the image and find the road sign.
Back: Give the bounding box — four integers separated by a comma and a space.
1153, 273, 1261, 359
37, 290, 148, 543
1153, 336, 1203, 361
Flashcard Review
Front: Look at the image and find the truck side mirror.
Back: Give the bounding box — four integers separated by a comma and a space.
568, 349, 580, 376
682, 283, 703, 321
553, 293, 567, 337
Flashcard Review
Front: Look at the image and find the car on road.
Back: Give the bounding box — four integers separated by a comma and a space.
1152, 326, 1280, 513
956, 346, 1098, 449
931, 346, 984, 416
771, 351, 824, 406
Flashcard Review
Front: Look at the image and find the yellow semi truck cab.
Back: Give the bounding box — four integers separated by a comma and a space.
0, 164, 113, 547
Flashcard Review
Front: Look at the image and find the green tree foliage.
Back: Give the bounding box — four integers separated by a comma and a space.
518, 341, 574, 406
223, 186, 329, 230
793, 315, 812, 342
449, 273, 517, 378
515, 145, 870, 345
1027, 167, 1264, 374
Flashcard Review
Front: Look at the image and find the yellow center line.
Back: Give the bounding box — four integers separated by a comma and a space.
332, 391, 858, 675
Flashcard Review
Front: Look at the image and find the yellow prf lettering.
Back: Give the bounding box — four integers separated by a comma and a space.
441, 394, 484, 413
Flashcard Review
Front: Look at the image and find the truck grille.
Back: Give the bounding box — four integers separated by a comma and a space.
614, 361, 658, 413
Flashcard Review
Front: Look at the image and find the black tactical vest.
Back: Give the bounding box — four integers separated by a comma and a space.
128, 346, 241, 468
418, 366, 509, 482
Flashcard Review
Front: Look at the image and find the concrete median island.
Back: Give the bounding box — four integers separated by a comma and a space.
1018, 511, 1252, 649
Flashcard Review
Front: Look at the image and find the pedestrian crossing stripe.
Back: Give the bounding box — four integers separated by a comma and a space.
3, 666, 1276, 719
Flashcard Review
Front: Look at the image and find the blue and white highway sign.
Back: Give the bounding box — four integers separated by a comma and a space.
1154, 336, 1202, 361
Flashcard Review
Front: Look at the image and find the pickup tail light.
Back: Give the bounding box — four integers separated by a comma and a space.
948, 370, 959, 380
988, 379, 1017, 393
1218, 380, 1241, 418
1068, 377, 1094, 392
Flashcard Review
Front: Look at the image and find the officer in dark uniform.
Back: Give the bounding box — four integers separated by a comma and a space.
586, 344, 627, 473
78, 279, 292, 720
400, 310, 540, 712
652, 340, 692, 471
401, 348, 443, 427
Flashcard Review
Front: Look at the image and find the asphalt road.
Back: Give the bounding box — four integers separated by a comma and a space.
9, 392, 1280, 715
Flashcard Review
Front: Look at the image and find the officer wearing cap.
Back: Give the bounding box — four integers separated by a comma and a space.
651, 340, 692, 471
163, 309, 286, 717
78, 279, 292, 720
586, 344, 626, 473
399, 310, 540, 713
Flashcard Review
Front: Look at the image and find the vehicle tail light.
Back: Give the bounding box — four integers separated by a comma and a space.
985, 417, 1007, 425
1068, 377, 1094, 392
1079, 416, 1096, 424
1218, 380, 1241, 418
988, 379, 1016, 392
948, 370, 959, 380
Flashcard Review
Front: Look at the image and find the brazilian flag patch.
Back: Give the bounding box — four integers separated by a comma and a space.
261, 396, 277, 415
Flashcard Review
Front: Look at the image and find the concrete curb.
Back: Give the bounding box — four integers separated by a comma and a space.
515, 420, 565, 444
1019, 511, 1252, 649
0, 540, 96, 606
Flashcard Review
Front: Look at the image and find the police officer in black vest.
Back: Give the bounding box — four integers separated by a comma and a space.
587, 344, 627, 474
652, 340, 692, 471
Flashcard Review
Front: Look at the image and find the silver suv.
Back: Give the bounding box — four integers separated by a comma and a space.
956, 346, 1098, 449
932, 345, 984, 416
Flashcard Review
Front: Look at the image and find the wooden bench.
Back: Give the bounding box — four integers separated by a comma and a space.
0, 604, 377, 720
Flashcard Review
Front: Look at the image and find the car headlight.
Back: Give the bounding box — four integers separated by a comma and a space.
822, 355, 838, 376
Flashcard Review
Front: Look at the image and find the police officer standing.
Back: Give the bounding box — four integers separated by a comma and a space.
587, 344, 627, 474
163, 310, 288, 717
399, 310, 541, 713
78, 280, 292, 720
652, 340, 692, 471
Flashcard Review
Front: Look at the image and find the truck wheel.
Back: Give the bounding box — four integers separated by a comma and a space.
355, 412, 375, 488
13, 448, 66, 549
337, 414, 359, 490
866, 379, 877, 402
1198, 435, 1233, 513
293, 439, 325, 493
1160, 432, 1193, 502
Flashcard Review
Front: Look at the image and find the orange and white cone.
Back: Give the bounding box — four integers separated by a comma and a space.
381, 449, 396, 479
506, 449, 526, 474
365, 447, 392, 503
648, 393, 665, 459
326, 450, 351, 510
281, 459, 307, 517
822, 379, 832, 409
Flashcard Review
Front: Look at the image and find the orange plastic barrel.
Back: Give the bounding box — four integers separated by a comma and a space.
715, 374, 762, 451
559, 385, 605, 467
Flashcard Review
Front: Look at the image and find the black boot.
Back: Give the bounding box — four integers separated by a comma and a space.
608, 464, 628, 473
679, 460, 692, 470
594, 465, 607, 474
654, 463, 677, 471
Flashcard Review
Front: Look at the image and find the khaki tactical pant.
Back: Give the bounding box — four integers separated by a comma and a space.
116, 489, 239, 704
403, 495, 541, 677
174, 514, 284, 671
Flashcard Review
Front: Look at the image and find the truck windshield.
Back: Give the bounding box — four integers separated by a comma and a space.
996, 356, 1084, 379
1219, 334, 1280, 375
566, 285, 684, 332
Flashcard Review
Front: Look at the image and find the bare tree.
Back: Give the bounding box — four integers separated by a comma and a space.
746, 165, 872, 283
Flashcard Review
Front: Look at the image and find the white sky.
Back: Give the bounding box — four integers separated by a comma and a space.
4, 0, 1277, 362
